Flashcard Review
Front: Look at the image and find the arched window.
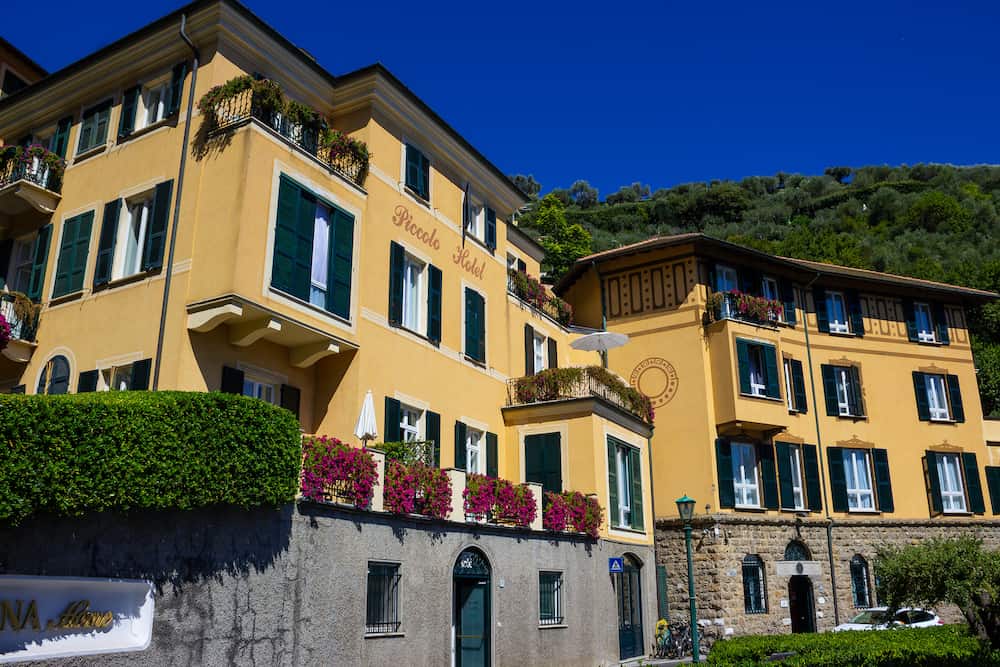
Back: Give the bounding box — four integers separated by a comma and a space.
784, 540, 811, 561
37, 355, 70, 395
850, 554, 872, 608
742, 555, 767, 614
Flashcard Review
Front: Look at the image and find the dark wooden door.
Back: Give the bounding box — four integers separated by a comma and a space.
617, 559, 644, 659
788, 575, 816, 633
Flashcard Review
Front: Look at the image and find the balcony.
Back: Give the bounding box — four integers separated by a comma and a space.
507, 269, 574, 327
0, 292, 40, 363
505, 366, 653, 425
707, 291, 782, 329
202, 80, 369, 189
0, 148, 63, 217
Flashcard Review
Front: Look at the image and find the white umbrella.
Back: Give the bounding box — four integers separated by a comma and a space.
354, 390, 378, 443
570, 331, 629, 353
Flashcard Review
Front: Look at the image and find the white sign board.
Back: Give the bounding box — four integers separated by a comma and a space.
774, 560, 822, 577
0, 575, 154, 664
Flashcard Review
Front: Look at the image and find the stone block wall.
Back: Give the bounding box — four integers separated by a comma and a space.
655, 515, 1000, 638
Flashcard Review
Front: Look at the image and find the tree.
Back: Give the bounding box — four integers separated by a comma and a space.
876, 537, 1000, 647
824, 166, 852, 184
533, 194, 591, 282
509, 174, 541, 199
569, 180, 599, 209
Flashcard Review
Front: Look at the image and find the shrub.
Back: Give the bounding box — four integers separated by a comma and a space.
0, 392, 302, 525
707, 626, 990, 667
300, 436, 377, 508
384, 460, 451, 520
507, 269, 574, 326
542, 491, 603, 538
463, 474, 537, 527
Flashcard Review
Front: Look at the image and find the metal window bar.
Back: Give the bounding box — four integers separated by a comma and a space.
366, 564, 401, 634
539, 572, 564, 625
742, 558, 767, 614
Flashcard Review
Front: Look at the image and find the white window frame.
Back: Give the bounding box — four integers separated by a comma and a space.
240, 367, 281, 406
614, 443, 633, 527
788, 444, 805, 510
506, 253, 518, 272
732, 442, 761, 508
716, 264, 738, 292
466, 427, 484, 474
532, 332, 547, 374
111, 194, 154, 281
826, 291, 850, 334
6, 235, 35, 294
835, 367, 856, 417
762, 276, 783, 322
399, 404, 422, 443
539, 571, 564, 626
99, 363, 135, 391
914, 302, 936, 343
400, 252, 426, 333
843, 449, 875, 511
747, 345, 767, 397
309, 201, 332, 309
926, 374, 951, 421
783, 358, 795, 411
464, 191, 485, 242
937, 453, 967, 513
135, 73, 172, 131
76, 99, 112, 155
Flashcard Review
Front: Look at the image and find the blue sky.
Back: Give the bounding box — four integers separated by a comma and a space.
9, 1, 1000, 198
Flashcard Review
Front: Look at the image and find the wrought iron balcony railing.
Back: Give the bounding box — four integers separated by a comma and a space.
0, 292, 40, 343
506, 367, 654, 423
708, 291, 783, 327
0, 158, 61, 194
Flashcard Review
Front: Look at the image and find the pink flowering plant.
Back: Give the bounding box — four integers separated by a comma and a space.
300, 435, 377, 508
0, 312, 9, 352
384, 460, 452, 520
709, 290, 783, 324
463, 474, 537, 527
507, 269, 574, 326
543, 491, 603, 539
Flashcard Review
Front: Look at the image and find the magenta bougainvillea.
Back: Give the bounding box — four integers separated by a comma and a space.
300, 435, 377, 508
464, 474, 537, 528
709, 290, 783, 323
0, 312, 9, 352
507, 269, 574, 326
543, 491, 603, 539
384, 460, 452, 520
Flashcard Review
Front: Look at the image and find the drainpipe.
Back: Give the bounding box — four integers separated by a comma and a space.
152, 15, 200, 390
802, 271, 840, 626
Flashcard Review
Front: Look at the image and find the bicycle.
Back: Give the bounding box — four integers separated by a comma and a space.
652, 620, 693, 659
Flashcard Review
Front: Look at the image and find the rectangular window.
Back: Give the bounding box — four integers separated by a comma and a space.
101, 364, 134, 391
242, 375, 278, 405
926, 374, 951, 421
732, 442, 760, 508
914, 302, 936, 343
110, 196, 152, 280
783, 359, 794, 411
715, 264, 738, 292
400, 253, 425, 332
464, 288, 486, 363
466, 427, 484, 474
788, 444, 805, 510
141, 81, 170, 128
843, 449, 875, 511
616, 445, 632, 525
747, 345, 767, 397
937, 453, 967, 513
506, 253, 518, 272
366, 562, 401, 634
404, 144, 430, 200
737, 339, 780, 400
762, 276, 782, 321
52, 211, 94, 298
465, 195, 484, 240
77, 100, 112, 154
826, 291, 850, 334
533, 332, 546, 374
608, 437, 643, 531
400, 405, 422, 442
309, 203, 331, 307
5, 236, 35, 293
835, 366, 863, 417
539, 572, 564, 626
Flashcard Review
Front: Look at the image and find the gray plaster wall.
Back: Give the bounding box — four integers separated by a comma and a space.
0, 503, 656, 666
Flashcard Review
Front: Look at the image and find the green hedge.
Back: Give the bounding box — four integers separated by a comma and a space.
0, 391, 302, 525
707, 626, 994, 667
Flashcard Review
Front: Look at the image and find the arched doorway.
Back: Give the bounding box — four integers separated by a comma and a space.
453, 548, 491, 667
788, 575, 816, 633
616, 554, 644, 660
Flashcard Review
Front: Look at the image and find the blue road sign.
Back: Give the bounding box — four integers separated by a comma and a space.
608, 557, 624, 573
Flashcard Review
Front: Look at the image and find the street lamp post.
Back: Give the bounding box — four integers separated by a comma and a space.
676, 495, 700, 663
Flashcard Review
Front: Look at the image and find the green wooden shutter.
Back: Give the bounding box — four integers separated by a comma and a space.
849, 366, 864, 417
454, 421, 467, 470
780, 280, 797, 324
220, 366, 244, 394
525, 434, 545, 488
546, 433, 562, 494
118, 85, 140, 139
985, 467, 1000, 515
791, 359, 807, 413
656, 564, 669, 621
465, 289, 485, 363
947, 374, 965, 423
419, 152, 430, 200
405, 145, 420, 194
272, 177, 309, 296
476, 292, 486, 363
486, 432, 498, 478
77, 370, 99, 393
485, 207, 497, 252
425, 411, 441, 466
913, 372, 931, 421
388, 241, 404, 326
51, 116, 72, 159
821, 365, 839, 416
130, 358, 152, 391
328, 208, 354, 318
630, 447, 644, 530
0, 239, 11, 289
827, 447, 848, 512
814, 288, 829, 333
26, 224, 52, 302
763, 344, 780, 399
925, 451, 943, 514
775, 442, 794, 509
847, 290, 864, 336
53, 212, 93, 298
524, 324, 534, 375
736, 339, 752, 395
384, 397, 401, 443
547, 338, 558, 369
758, 443, 779, 510
715, 438, 735, 509
93, 199, 121, 287
803, 444, 822, 512
279, 384, 300, 418
872, 448, 894, 513
427, 264, 442, 343
934, 303, 950, 345
142, 180, 173, 271
607, 438, 620, 526
902, 299, 918, 342
963, 453, 985, 515
167, 62, 188, 117
94, 101, 111, 147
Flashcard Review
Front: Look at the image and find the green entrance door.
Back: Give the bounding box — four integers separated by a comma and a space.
525, 433, 562, 496
454, 549, 491, 667
617, 555, 644, 660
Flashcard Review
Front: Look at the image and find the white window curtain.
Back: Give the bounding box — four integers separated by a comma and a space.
843, 449, 874, 510
937, 453, 966, 512
732, 443, 760, 507
310, 204, 330, 307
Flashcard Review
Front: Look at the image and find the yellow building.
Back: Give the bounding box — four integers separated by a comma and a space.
558, 233, 1000, 635
0, 2, 657, 663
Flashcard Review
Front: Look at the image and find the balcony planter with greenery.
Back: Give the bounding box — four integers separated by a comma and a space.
384, 460, 452, 520
463, 474, 537, 527
507, 269, 574, 326
707, 290, 783, 325
1, 292, 41, 343
509, 366, 654, 423
300, 435, 378, 508
197, 75, 285, 126
0, 144, 66, 189
542, 491, 603, 539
